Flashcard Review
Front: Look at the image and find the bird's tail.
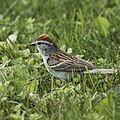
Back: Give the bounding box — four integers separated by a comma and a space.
83, 69, 118, 74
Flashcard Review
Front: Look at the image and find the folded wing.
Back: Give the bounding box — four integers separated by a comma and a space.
47, 50, 96, 72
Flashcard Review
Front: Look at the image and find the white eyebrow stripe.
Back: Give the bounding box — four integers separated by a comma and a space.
36, 40, 53, 45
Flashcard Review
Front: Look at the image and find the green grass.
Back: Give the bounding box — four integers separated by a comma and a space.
0, 0, 120, 119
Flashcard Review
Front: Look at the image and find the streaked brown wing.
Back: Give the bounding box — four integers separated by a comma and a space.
47, 50, 96, 72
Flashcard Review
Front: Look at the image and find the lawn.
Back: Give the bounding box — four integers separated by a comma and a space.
0, 0, 120, 119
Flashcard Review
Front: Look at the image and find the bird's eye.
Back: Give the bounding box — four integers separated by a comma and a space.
37, 42, 41, 45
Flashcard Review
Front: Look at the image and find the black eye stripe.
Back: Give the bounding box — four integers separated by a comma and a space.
37, 42, 41, 45
37, 42, 51, 46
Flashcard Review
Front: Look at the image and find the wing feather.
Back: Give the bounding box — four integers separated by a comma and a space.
47, 50, 96, 72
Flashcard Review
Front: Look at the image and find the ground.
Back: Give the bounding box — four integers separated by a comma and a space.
0, 0, 120, 120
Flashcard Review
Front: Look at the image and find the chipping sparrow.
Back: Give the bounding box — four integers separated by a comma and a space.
31, 34, 118, 80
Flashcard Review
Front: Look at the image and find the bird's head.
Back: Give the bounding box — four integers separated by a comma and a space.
31, 34, 57, 56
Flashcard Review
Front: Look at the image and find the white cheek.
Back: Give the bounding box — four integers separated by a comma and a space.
36, 45, 40, 51
37, 45, 47, 55
36, 45, 42, 53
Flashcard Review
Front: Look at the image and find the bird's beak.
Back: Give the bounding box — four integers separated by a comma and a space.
30, 41, 36, 46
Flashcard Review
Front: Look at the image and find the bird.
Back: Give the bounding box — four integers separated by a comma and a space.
30, 34, 118, 80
